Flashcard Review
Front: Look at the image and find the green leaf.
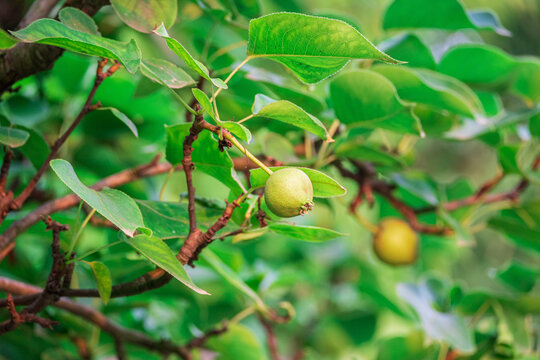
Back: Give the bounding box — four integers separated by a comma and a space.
111, 0, 177, 33
165, 124, 246, 195
268, 223, 344, 242
200, 249, 265, 308
512, 58, 540, 103
220, 121, 252, 143
251, 94, 329, 140
446, 106, 540, 141
489, 216, 540, 254
373, 65, 483, 118
192, 88, 215, 120
191, 89, 253, 142
11, 19, 141, 73
125, 233, 209, 295
206, 323, 266, 360
397, 281, 475, 352
247, 13, 400, 84
383, 0, 510, 35
97, 107, 138, 137
87, 261, 112, 304
438, 44, 516, 87
136, 200, 223, 239
246, 68, 325, 115
17, 126, 50, 169
392, 174, 438, 205
330, 70, 421, 135
50, 159, 145, 237
496, 261, 540, 293
249, 166, 346, 198
58, 7, 100, 36
232, 0, 261, 18
0, 29, 17, 49
334, 141, 403, 168
0, 127, 29, 148
141, 59, 195, 89
378, 33, 436, 70
154, 24, 226, 88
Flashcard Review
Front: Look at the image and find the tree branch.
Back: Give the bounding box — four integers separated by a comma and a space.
0, 277, 191, 359
5, 59, 120, 220
0, 0, 109, 94
0, 155, 167, 260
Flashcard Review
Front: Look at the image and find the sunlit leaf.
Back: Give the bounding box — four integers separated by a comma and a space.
11, 19, 141, 73
50, 159, 145, 236
247, 13, 400, 83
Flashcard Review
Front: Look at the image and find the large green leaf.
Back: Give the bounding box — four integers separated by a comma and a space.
154, 24, 226, 88
125, 233, 209, 295
0, 127, 29, 148
247, 13, 400, 84
50, 159, 145, 237
11, 19, 141, 73
383, 0, 510, 35
373, 65, 483, 118
141, 59, 195, 89
330, 70, 421, 135
250, 166, 346, 198
165, 124, 246, 195
251, 94, 329, 140
268, 223, 344, 242
397, 281, 475, 352
200, 249, 265, 308
111, 0, 177, 33
438, 44, 516, 87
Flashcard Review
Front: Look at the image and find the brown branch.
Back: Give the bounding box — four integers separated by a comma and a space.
0, 0, 109, 94
179, 196, 241, 266
0, 277, 191, 359
0, 155, 168, 260
70, 336, 92, 360
0, 217, 69, 335
0, 294, 57, 334
333, 160, 451, 235
6, 59, 120, 220
0, 148, 13, 194
259, 316, 281, 360
183, 108, 204, 234
185, 322, 228, 350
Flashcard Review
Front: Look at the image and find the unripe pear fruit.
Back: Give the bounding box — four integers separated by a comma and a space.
373, 218, 418, 266
264, 168, 314, 218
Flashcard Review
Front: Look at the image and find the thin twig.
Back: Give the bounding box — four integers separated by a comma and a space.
0, 147, 13, 194
3, 60, 121, 222
259, 316, 281, 360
